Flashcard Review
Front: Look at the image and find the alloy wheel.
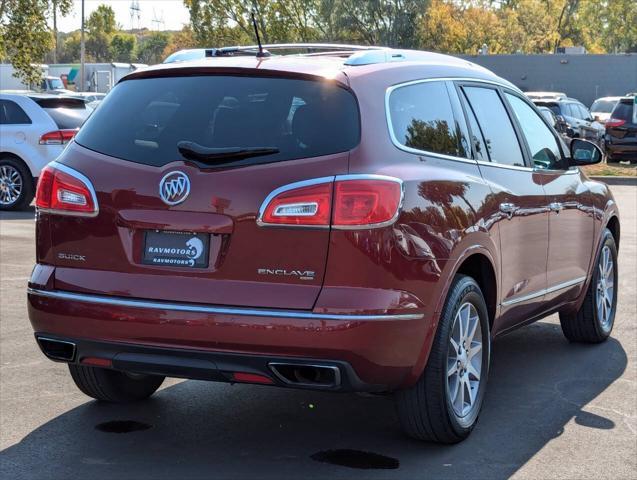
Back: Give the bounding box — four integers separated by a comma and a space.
0, 165, 23, 206
596, 245, 615, 331
447, 302, 483, 417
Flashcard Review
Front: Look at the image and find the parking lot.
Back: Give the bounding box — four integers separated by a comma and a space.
0, 185, 635, 480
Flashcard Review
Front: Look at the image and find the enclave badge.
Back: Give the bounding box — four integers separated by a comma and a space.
159, 171, 190, 206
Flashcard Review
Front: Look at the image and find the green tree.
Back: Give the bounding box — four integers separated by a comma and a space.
137, 31, 169, 64
85, 4, 117, 61
110, 33, 136, 62
0, 0, 72, 85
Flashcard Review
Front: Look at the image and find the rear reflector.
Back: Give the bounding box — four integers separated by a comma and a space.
231, 372, 275, 385
39, 129, 78, 145
35, 162, 98, 216
258, 175, 402, 229
81, 357, 113, 368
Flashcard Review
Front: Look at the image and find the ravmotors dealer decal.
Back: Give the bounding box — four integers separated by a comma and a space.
142, 231, 210, 268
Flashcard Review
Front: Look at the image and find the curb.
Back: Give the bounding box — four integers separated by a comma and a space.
590, 176, 637, 186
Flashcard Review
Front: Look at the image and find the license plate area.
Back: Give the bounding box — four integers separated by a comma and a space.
142, 230, 210, 269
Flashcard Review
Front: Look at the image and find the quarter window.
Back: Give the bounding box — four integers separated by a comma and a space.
505, 93, 565, 170
462, 86, 525, 167
0, 100, 31, 124
388, 81, 469, 158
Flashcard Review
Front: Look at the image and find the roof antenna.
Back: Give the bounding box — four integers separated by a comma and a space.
250, 10, 269, 58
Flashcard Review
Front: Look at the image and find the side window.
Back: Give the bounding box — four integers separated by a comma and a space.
0, 100, 32, 125
461, 92, 489, 161
462, 86, 525, 167
505, 93, 566, 170
388, 81, 469, 158
578, 104, 591, 120
563, 103, 576, 118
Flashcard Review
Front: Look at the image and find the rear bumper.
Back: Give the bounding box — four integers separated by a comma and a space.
27, 288, 428, 391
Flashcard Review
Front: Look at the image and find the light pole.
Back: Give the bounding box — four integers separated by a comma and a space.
80, 0, 85, 92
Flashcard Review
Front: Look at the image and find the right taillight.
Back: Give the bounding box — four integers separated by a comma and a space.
35, 162, 98, 216
258, 175, 402, 229
605, 118, 626, 128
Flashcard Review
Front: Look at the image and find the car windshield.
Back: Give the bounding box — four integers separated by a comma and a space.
591, 100, 617, 113
74, 75, 361, 169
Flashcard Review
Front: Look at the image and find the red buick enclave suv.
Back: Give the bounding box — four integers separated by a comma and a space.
28, 45, 620, 443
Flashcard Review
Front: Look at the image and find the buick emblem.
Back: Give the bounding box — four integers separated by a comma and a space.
159, 171, 190, 205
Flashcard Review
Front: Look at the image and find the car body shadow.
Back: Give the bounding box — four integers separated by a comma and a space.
0, 321, 627, 480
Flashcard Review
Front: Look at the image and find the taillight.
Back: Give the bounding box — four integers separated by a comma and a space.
333, 178, 402, 227
605, 118, 626, 128
259, 179, 333, 227
258, 175, 403, 229
39, 129, 78, 145
35, 162, 98, 216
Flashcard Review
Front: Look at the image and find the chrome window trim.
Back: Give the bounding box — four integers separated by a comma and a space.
256, 174, 404, 230
36, 161, 100, 218
27, 288, 424, 321
501, 276, 586, 307
385, 78, 479, 165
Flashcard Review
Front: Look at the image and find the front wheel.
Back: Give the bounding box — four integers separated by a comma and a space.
395, 275, 490, 443
69, 364, 165, 402
559, 229, 618, 343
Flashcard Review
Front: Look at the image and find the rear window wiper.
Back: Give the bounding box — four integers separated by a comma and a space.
177, 141, 279, 164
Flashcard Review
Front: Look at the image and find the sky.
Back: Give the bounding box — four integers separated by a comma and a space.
56, 0, 191, 33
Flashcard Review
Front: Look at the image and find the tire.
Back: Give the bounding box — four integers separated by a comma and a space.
606, 154, 618, 164
69, 364, 165, 403
0, 156, 34, 211
395, 275, 490, 443
559, 229, 618, 343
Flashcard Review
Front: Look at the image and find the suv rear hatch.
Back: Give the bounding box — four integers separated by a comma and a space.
42, 71, 360, 310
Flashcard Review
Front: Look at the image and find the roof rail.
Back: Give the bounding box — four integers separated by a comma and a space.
206, 43, 386, 58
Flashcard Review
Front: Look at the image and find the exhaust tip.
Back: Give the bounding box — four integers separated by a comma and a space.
36, 336, 76, 362
269, 362, 341, 388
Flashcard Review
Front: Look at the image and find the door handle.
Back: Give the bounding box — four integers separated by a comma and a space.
549, 202, 563, 213
499, 202, 518, 219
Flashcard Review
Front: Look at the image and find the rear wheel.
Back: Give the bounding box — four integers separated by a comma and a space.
69, 364, 165, 402
395, 275, 490, 443
559, 229, 618, 343
0, 157, 34, 211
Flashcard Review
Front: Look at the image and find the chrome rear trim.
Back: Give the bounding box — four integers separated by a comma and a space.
27, 288, 424, 321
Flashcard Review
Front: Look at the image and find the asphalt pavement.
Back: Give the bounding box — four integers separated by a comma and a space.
1, 186, 635, 480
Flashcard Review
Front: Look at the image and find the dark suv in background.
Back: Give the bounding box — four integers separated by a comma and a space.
28, 44, 619, 444
605, 95, 637, 163
532, 95, 604, 143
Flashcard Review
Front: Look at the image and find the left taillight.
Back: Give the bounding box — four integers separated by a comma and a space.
39, 129, 78, 145
258, 175, 403, 229
35, 163, 98, 216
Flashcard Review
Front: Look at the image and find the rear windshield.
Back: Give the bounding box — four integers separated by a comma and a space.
611, 99, 634, 122
43, 107, 90, 129
535, 102, 560, 115
74, 75, 360, 168
590, 99, 617, 113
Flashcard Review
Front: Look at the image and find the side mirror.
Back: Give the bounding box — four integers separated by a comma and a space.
569, 139, 602, 166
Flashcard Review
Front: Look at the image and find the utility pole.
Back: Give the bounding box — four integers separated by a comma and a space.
80, 0, 85, 92
52, 1, 57, 63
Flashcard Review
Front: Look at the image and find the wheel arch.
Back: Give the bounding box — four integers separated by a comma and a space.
402, 245, 498, 388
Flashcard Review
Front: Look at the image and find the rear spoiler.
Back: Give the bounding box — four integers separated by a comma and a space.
29, 97, 86, 109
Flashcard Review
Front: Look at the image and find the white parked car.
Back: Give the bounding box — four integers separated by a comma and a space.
0, 92, 91, 210
590, 96, 622, 125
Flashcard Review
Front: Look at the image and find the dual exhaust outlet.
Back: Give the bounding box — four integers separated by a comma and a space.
36, 336, 342, 389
